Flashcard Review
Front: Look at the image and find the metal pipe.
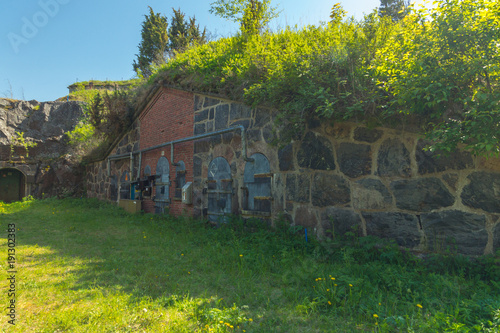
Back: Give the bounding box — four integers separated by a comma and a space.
107, 125, 254, 176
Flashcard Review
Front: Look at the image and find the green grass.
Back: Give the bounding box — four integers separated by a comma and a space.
0, 198, 499, 332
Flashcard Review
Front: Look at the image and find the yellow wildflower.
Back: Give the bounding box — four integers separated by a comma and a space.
417, 304, 423, 308
373, 314, 379, 318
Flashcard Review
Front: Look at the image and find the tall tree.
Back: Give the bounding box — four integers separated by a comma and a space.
209, 0, 280, 35
133, 7, 169, 78
168, 8, 207, 55
378, 0, 410, 22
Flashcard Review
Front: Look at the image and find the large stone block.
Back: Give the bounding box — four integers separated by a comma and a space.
253, 107, 271, 128
352, 178, 392, 210
297, 132, 336, 170
278, 144, 294, 171
286, 173, 310, 203
363, 212, 421, 247
321, 207, 361, 237
494, 222, 500, 252
312, 173, 350, 207
416, 140, 474, 175
203, 97, 220, 108
461, 172, 500, 213
421, 210, 487, 255
377, 138, 411, 177
294, 205, 318, 229
194, 109, 209, 123
391, 178, 454, 212
230, 103, 252, 121
338, 143, 372, 178
214, 104, 229, 130
354, 127, 383, 143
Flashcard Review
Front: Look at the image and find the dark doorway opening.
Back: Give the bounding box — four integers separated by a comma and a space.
0, 168, 25, 203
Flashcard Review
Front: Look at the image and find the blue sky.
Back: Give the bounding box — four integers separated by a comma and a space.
1, 0, 418, 102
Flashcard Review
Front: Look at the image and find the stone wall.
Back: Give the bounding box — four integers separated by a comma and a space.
86, 122, 140, 201
192, 94, 500, 255
0, 98, 85, 198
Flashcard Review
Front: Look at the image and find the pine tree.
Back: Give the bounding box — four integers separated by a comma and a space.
168, 8, 207, 55
378, 0, 410, 22
133, 7, 169, 78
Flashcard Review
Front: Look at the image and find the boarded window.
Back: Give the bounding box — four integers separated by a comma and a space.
174, 161, 186, 199
155, 156, 170, 214
207, 157, 232, 223
243, 153, 272, 216
120, 171, 130, 199
0, 168, 25, 203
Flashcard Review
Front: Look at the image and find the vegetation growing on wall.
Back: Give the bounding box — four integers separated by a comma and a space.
143, 0, 499, 156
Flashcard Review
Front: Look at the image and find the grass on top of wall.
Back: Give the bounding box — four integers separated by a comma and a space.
0, 198, 499, 332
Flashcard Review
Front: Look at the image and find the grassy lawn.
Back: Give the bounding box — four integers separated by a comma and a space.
0, 198, 499, 332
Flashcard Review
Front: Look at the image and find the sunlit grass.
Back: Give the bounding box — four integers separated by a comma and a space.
0, 198, 499, 332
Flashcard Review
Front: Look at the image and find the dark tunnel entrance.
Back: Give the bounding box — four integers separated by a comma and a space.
0, 168, 25, 203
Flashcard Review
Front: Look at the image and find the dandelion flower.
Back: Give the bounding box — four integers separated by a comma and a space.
334, 284, 337, 287
417, 304, 423, 308
239, 254, 243, 257
328, 301, 332, 305
249, 318, 253, 322
373, 314, 378, 318
331, 277, 335, 280
327, 289, 330, 292
349, 284, 353, 287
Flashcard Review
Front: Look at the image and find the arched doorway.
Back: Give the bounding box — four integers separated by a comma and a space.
0, 168, 25, 203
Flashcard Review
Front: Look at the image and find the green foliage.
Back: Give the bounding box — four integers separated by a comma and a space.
168, 8, 207, 55
375, 0, 500, 156
1, 198, 499, 332
152, 12, 395, 140
378, 0, 410, 22
133, 6, 169, 78
209, 0, 280, 35
9, 131, 37, 161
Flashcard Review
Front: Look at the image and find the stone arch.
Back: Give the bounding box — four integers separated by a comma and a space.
0, 168, 26, 203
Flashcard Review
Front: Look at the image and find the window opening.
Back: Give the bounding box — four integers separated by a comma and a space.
110, 174, 118, 201
207, 157, 232, 223
243, 153, 272, 216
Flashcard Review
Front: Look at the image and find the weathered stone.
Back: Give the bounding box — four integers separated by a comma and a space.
354, 127, 383, 143
194, 109, 209, 123
194, 123, 205, 135
119, 136, 128, 147
352, 178, 392, 210
246, 129, 261, 143
312, 173, 350, 207
206, 121, 214, 133
321, 207, 361, 237
209, 108, 215, 120
307, 117, 321, 130
461, 172, 500, 213
194, 139, 210, 154
203, 97, 220, 108
294, 206, 318, 229
278, 144, 294, 171
377, 138, 411, 177
254, 107, 271, 128
194, 95, 203, 111
416, 140, 474, 175
286, 173, 310, 203
391, 178, 454, 212
209, 134, 222, 147
338, 143, 372, 178
214, 104, 229, 130
442, 173, 459, 191
363, 212, 421, 247
222, 132, 234, 144
297, 132, 336, 170
133, 142, 139, 152
230, 103, 252, 120
494, 222, 500, 252
262, 125, 274, 144
421, 210, 487, 255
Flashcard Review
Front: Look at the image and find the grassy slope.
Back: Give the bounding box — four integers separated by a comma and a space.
0, 199, 499, 332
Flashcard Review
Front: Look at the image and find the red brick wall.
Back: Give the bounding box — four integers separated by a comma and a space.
139, 87, 194, 216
